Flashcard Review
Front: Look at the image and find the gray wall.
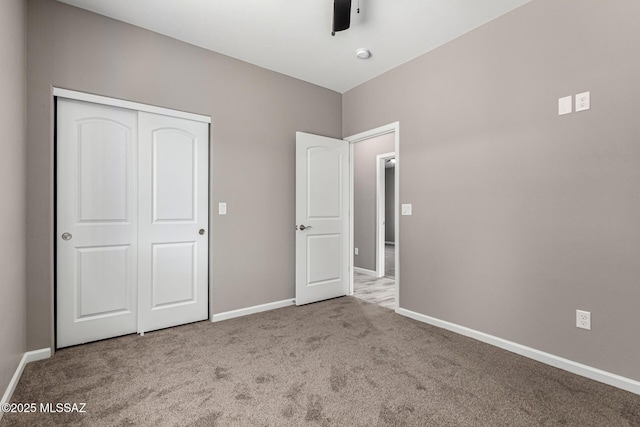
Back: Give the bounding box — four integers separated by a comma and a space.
385, 167, 395, 243
343, 0, 640, 382
0, 0, 27, 396
26, 0, 341, 351
353, 133, 395, 271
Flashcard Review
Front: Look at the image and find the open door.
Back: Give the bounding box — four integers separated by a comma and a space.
295, 132, 349, 305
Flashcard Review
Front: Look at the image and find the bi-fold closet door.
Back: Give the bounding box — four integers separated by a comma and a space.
56, 98, 209, 348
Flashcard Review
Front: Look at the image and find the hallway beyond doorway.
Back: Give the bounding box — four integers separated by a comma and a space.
353, 244, 395, 309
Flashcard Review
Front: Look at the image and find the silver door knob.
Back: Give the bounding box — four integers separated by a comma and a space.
61, 232, 72, 241
299, 225, 312, 231
199, 229, 205, 235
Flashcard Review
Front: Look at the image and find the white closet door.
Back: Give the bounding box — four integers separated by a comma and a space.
56, 99, 138, 348
137, 112, 209, 333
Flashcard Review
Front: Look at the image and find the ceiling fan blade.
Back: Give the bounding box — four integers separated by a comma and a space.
332, 0, 351, 35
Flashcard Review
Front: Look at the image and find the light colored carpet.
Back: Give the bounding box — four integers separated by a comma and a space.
2, 297, 639, 426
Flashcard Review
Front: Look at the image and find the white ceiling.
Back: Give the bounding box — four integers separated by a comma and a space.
56, 0, 532, 93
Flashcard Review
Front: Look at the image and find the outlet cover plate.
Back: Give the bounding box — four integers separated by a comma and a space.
576, 309, 591, 330
575, 91, 590, 112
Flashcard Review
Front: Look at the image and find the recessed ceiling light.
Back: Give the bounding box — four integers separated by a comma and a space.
355, 48, 371, 60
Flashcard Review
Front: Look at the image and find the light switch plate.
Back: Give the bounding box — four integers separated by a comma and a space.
218, 202, 227, 215
558, 95, 572, 115
401, 204, 412, 215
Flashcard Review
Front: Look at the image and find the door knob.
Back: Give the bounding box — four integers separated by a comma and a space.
299, 225, 312, 231
199, 229, 205, 235
61, 232, 72, 241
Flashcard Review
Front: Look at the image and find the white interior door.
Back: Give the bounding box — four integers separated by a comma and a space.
295, 132, 349, 305
56, 99, 138, 348
137, 112, 209, 333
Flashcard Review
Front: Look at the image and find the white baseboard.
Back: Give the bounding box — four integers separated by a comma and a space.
396, 308, 640, 396
1, 348, 51, 420
353, 267, 377, 276
211, 299, 295, 323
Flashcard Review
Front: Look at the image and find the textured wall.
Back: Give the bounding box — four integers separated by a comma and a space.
343, 0, 640, 381
353, 133, 395, 271
0, 0, 27, 397
26, 0, 341, 351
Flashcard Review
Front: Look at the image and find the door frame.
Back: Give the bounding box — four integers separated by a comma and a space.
53, 88, 211, 123
376, 151, 395, 278
344, 122, 400, 311
53, 87, 212, 348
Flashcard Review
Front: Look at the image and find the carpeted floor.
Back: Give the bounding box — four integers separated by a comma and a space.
2, 297, 639, 426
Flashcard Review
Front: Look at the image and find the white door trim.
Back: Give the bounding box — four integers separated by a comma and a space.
344, 122, 400, 311
53, 87, 211, 124
376, 152, 395, 278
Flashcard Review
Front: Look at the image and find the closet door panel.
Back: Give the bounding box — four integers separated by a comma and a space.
56, 99, 138, 348
138, 112, 209, 333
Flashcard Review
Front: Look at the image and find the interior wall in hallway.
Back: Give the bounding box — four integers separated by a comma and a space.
353, 132, 395, 271
385, 167, 395, 243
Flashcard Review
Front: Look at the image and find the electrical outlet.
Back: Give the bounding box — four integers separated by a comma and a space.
354, 247, 359, 255
576, 310, 591, 330
575, 91, 590, 112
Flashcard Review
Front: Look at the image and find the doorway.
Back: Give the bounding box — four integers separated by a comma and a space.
345, 123, 399, 311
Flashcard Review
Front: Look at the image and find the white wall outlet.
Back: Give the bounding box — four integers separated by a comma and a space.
354, 247, 359, 255
218, 202, 227, 215
558, 95, 572, 115
575, 91, 590, 112
401, 204, 412, 215
576, 310, 591, 330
